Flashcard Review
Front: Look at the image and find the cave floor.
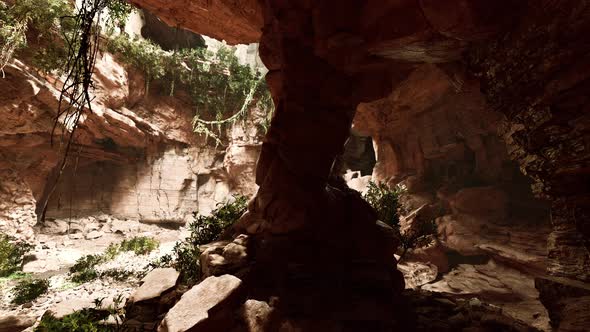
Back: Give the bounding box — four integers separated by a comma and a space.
0, 216, 549, 331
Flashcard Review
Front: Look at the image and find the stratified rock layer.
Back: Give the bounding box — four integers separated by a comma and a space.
0, 51, 262, 233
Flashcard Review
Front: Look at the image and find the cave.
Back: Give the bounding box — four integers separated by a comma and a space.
0, 0, 589, 331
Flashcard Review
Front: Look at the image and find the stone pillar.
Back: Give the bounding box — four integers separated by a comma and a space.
251, 1, 367, 233
233, 1, 407, 328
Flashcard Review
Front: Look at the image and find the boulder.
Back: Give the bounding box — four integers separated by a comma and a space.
47, 298, 96, 319
158, 274, 243, 332
405, 238, 449, 273
397, 261, 438, 289
436, 213, 549, 274
0, 315, 36, 332
128, 268, 180, 303
423, 260, 550, 331
40, 219, 69, 235
200, 235, 250, 278
240, 299, 273, 332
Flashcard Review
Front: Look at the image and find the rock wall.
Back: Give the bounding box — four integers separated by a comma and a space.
0, 49, 261, 238
353, 63, 551, 273
0, 162, 37, 240
45, 143, 260, 222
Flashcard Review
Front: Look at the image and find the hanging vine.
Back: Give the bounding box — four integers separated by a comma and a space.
35, 0, 134, 221
106, 36, 274, 145
1, 0, 272, 220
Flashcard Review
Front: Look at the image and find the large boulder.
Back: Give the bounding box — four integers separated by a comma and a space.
200, 235, 250, 278
158, 274, 243, 332
128, 268, 180, 303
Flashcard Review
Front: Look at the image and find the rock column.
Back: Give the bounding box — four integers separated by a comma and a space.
235, 0, 407, 329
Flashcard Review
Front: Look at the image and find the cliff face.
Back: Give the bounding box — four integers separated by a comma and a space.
0, 52, 261, 239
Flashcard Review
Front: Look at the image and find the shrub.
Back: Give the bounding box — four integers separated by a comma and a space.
36, 294, 126, 331
11, 278, 50, 304
363, 181, 405, 227
362, 181, 436, 261
118, 236, 159, 255
189, 195, 248, 245
0, 234, 32, 277
69, 236, 158, 283
71, 268, 99, 284
36, 309, 110, 332
145, 195, 248, 284
99, 268, 136, 281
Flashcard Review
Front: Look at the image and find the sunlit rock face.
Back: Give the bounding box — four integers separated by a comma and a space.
0, 52, 261, 231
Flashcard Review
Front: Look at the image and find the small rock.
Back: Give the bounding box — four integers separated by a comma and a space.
469, 298, 482, 307
85, 230, 103, 240
68, 232, 83, 240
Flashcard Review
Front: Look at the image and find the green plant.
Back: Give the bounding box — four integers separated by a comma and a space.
362, 181, 437, 262
70, 254, 104, 274
69, 236, 158, 283
104, 236, 159, 259
105, 34, 273, 144
36, 308, 110, 332
37, 293, 126, 331
144, 196, 248, 284
363, 181, 405, 227
0, 234, 32, 277
190, 195, 248, 245
99, 268, 136, 281
11, 278, 50, 304
1, 271, 32, 281
0, 0, 74, 75
71, 268, 99, 284
118, 236, 159, 255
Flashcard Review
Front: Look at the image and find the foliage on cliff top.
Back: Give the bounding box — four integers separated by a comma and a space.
0, 0, 132, 75
1, 0, 273, 145
106, 35, 273, 144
